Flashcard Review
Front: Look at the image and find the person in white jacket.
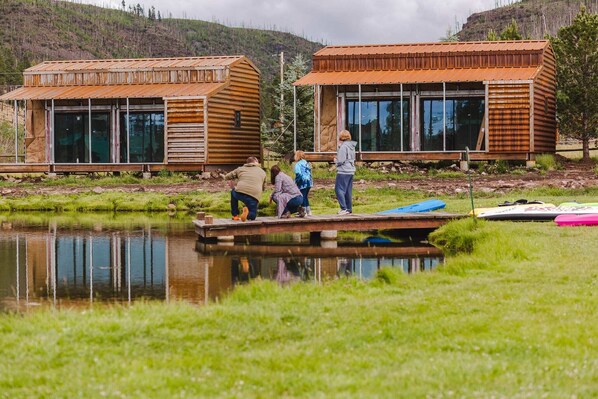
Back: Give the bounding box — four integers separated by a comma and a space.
333, 130, 356, 215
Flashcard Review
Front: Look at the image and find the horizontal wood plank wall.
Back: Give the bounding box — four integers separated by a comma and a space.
532, 49, 557, 153
166, 99, 205, 163
488, 83, 530, 152
313, 52, 543, 72
24, 69, 227, 87
207, 60, 260, 164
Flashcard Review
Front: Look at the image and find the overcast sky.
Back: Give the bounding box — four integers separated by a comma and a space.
83, 0, 504, 44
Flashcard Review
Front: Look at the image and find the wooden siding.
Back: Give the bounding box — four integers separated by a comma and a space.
207, 59, 260, 164
487, 83, 531, 152
313, 52, 544, 73
24, 68, 229, 87
532, 48, 557, 153
166, 99, 205, 163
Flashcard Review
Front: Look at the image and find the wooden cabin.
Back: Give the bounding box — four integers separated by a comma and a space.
0, 56, 260, 173
294, 40, 556, 164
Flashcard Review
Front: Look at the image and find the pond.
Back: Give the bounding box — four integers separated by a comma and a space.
0, 214, 443, 312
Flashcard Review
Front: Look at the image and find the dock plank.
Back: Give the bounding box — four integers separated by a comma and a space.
193, 212, 463, 239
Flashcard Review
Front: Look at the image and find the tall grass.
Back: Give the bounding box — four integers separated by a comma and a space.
0, 219, 596, 397
535, 153, 560, 171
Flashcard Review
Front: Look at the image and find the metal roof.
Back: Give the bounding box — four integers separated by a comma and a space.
314, 40, 550, 57
0, 82, 227, 101
294, 67, 540, 86
25, 56, 246, 73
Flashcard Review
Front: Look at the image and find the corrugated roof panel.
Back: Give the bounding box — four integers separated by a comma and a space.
315, 40, 549, 57
294, 67, 540, 86
25, 56, 244, 73
0, 82, 227, 101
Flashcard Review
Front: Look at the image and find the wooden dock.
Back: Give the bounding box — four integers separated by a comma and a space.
193, 212, 463, 240
196, 241, 443, 257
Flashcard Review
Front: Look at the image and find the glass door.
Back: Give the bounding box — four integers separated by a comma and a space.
54, 113, 110, 163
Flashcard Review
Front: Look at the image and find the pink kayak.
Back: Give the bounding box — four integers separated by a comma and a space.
555, 214, 598, 227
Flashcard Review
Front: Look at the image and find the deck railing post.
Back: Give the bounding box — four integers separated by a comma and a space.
313, 85, 316, 152
317, 85, 321, 152
293, 85, 297, 153
443, 82, 446, 152
51, 99, 55, 164
88, 98, 92, 164
358, 84, 362, 154
400, 84, 403, 152
23, 100, 27, 162
14, 100, 18, 163
126, 98, 130, 164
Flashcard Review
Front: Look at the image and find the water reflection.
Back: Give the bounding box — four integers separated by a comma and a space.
0, 221, 443, 311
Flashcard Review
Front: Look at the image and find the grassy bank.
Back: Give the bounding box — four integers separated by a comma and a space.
0, 218, 596, 397
1, 182, 598, 216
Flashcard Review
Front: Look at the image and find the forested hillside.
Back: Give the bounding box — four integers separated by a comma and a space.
458, 0, 598, 40
0, 0, 322, 88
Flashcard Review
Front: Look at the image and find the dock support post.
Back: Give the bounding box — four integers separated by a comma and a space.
320, 240, 337, 248
310, 230, 337, 244
320, 230, 338, 241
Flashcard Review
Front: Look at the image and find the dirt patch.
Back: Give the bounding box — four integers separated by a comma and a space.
0, 158, 596, 198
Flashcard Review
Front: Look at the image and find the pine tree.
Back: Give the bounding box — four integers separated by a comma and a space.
552, 6, 598, 160
499, 18, 523, 40
486, 29, 499, 41
487, 18, 523, 41
263, 54, 314, 156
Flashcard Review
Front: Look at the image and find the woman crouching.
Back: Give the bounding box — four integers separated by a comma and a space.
270, 165, 306, 218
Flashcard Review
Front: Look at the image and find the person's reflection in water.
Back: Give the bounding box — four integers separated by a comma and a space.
275, 258, 304, 284
231, 256, 258, 284
337, 257, 352, 277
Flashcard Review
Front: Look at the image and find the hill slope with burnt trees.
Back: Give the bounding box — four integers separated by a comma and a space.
0, 0, 322, 88
458, 0, 598, 40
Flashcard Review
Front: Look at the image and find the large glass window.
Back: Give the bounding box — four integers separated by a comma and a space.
54, 113, 110, 163
120, 112, 164, 163
421, 98, 485, 151
347, 99, 410, 151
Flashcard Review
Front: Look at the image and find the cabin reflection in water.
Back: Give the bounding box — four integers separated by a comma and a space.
0, 230, 442, 310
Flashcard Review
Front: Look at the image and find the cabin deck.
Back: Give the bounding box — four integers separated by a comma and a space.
0, 163, 240, 174
193, 212, 463, 240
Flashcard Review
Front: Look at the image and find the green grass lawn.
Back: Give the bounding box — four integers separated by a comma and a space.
0, 170, 597, 397
1, 180, 598, 216
0, 218, 596, 398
